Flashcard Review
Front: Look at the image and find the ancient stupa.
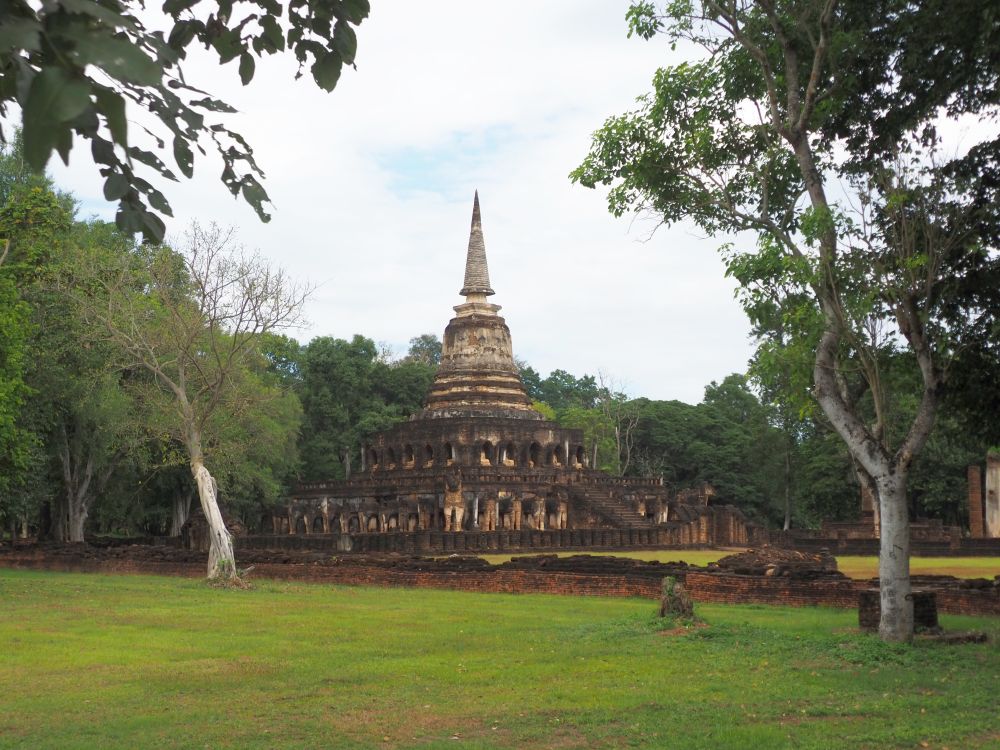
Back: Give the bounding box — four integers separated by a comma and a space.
275, 194, 753, 551
420, 191, 541, 422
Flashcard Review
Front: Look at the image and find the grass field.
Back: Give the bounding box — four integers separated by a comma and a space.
479, 550, 1000, 580
1, 570, 998, 749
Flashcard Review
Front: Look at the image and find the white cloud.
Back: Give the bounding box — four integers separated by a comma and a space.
48, 0, 756, 404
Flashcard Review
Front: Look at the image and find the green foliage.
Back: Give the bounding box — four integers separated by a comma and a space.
535, 369, 602, 411
530, 400, 556, 421
0, 275, 33, 501
297, 335, 434, 480
403, 333, 442, 366
0, 164, 79, 533
515, 359, 542, 401
0, 0, 369, 240
630, 376, 789, 522
574, 2, 1000, 557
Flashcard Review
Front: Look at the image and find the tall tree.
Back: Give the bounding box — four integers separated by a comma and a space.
0, 0, 369, 239
39, 220, 146, 542
0, 179, 74, 539
297, 334, 434, 480
404, 334, 442, 366
82, 222, 308, 579
596, 374, 639, 477
574, 1, 999, 640
298, 335, 380, 480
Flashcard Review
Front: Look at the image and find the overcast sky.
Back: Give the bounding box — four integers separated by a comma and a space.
47, 1, 757, 404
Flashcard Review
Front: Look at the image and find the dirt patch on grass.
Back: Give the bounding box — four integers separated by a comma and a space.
657, 621, 709, 637
774, 712, 866, 727
964, 730, 1000, 748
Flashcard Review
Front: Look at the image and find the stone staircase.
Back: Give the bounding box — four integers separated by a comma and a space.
572, 487, 654, 529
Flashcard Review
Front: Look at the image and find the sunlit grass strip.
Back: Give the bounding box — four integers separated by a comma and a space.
475, 549, 1000, 580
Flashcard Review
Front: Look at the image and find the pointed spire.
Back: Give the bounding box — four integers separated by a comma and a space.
460, 190, 495, 297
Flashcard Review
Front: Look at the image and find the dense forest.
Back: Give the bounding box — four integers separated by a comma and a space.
0, 139, 989, 542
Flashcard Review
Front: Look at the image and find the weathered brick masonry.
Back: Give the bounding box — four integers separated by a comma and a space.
3, 546, 997, 617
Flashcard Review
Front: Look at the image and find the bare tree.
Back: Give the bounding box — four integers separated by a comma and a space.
87, 222, 308, 580
598, 373, 640, 476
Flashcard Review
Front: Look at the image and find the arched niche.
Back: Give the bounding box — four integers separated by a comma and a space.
481, 440, 494, 466
528, 442, 541, 468
503, 441, 517, 467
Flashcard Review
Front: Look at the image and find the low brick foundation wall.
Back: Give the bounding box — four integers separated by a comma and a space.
683, 571, 859, 609
2, 549, 998, 617
96, 531, 1000, 558
0, 554, 664, 599
251, 564, 665, 599
237, 528, 695, 554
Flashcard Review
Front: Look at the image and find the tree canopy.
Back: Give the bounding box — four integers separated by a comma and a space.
0, 0, 369, 240
573, 0, 1000, 641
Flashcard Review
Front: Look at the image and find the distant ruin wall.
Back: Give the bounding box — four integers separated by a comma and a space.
987, 452, 1000, 538
969, 465, 985, 538
240, 527, 689, 554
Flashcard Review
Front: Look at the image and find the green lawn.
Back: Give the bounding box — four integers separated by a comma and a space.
1, 570, 998, 750
835, 555, 1000, 580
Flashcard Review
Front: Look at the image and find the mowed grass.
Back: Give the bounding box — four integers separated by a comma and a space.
479, 550, 1000, 580
835, 556, 1000, 580
1, 570, 999, 750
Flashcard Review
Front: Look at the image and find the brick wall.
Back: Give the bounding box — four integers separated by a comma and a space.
2, 554, 997, 617
238, 527, 692, 554
969, 465, 985, 538
683, 572, 859, 608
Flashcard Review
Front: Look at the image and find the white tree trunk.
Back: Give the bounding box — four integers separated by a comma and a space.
813, 327, 916, 641
58, 434, 92, 543
68, 503, 88, 543
877, 473, 913, 641
170, 490, 193, 537
191, 459, 237, 580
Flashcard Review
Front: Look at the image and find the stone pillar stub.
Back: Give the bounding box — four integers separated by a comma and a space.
985, 452, 1000, 538
968, 464, 985, 538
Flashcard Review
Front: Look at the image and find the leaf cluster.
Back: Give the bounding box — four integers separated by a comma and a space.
0, 0, 369, 240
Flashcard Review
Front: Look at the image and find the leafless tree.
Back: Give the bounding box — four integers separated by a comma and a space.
87, 222, 309, 580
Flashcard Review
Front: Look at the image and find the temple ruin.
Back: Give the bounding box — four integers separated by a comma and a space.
271, 193, 755, 550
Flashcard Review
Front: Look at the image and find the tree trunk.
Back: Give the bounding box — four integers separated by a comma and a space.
170, 490, 193, 537
782, 446, 792, 531
68, 503, 87, 543
877, 472, 913, 641
38, 500, 52, 541
190, 454, 237, 580
58, 426, 94, 543
50, 496, 69, 542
